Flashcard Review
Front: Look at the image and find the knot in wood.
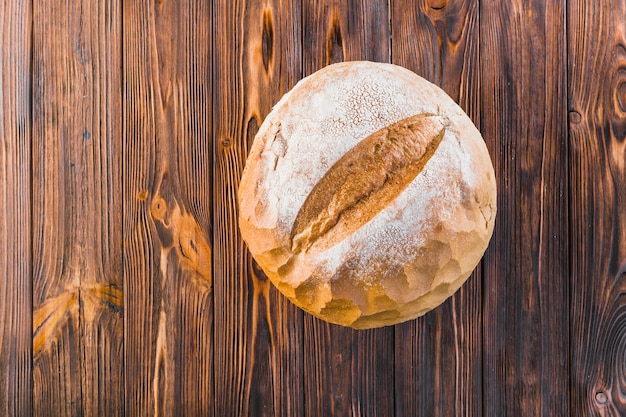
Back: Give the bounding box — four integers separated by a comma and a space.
569, 110, 582, 124
137, 189, 149, 201
428, 0, 448, 10
151, 196, 167, 221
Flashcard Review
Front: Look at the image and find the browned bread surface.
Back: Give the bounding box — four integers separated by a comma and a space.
239, 61, 496, 329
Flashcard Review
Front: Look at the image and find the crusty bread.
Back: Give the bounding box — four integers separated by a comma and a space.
238, 61, 496, 329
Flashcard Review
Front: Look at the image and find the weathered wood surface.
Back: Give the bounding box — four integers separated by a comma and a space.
569, 0, 626, 415
213, 1, 303, 415
123, 0, 213, 415
31, 0, 124, 415
480, 0, 570, 416
0, 0, 624, 415
0, 1, 31, 416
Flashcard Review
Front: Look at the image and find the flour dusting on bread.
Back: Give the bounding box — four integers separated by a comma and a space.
238, 61, 496, 328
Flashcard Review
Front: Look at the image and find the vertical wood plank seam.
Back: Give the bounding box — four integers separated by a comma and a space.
564, 0, 573, 412
74, 106, 89, 406
387, 0, 392, 63
209, 0, 215, 414
477, 1, 486, 416
534, 16, 548, 414
124, 39, 134, 322
211, 0, 218, 406
29, 0, 35, 413
120, 0, 127, 414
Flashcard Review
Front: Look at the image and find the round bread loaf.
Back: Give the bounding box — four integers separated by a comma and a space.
238, 61, 496, 329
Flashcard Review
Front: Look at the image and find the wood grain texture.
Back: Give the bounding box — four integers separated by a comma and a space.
31, 0, 124, 415
0, 1, 32, 416
568, 0, 626, 415
480, 0, 569, 415
300, 1, 395, 416
213, 0, 304, 415
391, 1, 482, 415
303, 0, 390, 76
0, 1, 624, 416
122, 0, 213, 415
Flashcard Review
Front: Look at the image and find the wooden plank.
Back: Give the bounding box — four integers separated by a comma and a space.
212, 1, 303, 415
300, 1, 394, 416
568, 0, 626, 414
30, 0, 124, 415
122, 0, 213, 415
303, 0, 390, 76
480, 0, 569, 415
0, 1, 32, 416
390, 1, 482, 415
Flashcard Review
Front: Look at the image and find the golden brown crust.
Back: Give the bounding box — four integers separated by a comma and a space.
238, 61, 497, 329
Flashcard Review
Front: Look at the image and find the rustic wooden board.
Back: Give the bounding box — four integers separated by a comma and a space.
480, 0, 570, 415
0, 0, 625, 416
0, 1, 32, 416
31, 0, 124, 415
391, 1, 482, 415
569, 0, 626, 415
212, 1, 304, 415
122, 0, 213, 415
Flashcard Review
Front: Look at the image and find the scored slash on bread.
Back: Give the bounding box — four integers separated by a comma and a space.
291, 113, 446, 255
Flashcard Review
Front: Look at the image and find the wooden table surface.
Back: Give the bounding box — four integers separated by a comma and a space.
1, 0, 625, 416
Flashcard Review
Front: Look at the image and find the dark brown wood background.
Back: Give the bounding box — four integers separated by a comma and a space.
1, 0, 625, 415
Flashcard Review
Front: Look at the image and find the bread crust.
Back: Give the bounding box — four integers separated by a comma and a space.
238, 61, 496, 329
